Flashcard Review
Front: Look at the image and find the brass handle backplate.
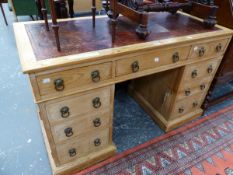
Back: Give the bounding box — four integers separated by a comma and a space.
92, 97, 101, 108
131, 61, 139, 73
198, 47, 205, 57
94, 138, 101, 147
64, 127, 73, 137
172, 52, 180, 63
93, 118, 101, 127
69, 148, 76, 157
185, 88, 191, 96
60, 106, 70, 118
193, 101, 198, 108
207, 65, 213, 73
200, 84, 206, 90
216, 43, 222, 52
179, 107, 184, 114
192, 70, 198, 78
91, 70, 100, 83
54, 78, 65, 91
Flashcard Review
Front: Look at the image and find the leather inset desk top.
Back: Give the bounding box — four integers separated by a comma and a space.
25, 12, 219, 60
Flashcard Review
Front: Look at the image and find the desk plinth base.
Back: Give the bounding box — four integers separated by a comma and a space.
39, 118, 116, 175
129, 87, 203, 132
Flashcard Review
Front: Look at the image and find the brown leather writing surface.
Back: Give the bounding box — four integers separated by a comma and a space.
25, 12, 219, 60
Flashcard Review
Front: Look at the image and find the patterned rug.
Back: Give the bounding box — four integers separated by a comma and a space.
77, 105, 233, 175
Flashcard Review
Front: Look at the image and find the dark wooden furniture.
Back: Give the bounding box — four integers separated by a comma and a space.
203, 0, 233, 108
107, 0, 218, 41
38, 0, 96, 51
36, 0, 74, 19
0, 1, 8, 25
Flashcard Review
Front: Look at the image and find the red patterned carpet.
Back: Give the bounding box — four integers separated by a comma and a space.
77, 106, 233, 175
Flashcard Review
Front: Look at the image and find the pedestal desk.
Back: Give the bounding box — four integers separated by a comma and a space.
13, 12, 232, 175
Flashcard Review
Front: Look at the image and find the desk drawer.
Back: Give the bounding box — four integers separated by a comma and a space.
171, 93, 204, 119
189, 38, 229, 59
56, 128, 109, 164
36, 62, 112, 98
116, 46, 190, 76
51, 111, 110, 143
182, 58, 221, 82
45, 86, 111, 125
176, 76, 213, 101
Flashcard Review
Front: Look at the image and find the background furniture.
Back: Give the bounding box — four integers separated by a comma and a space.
203, 0, 233, 108
0, 0, 8, 25
14, 12, 232, 174
9, 0, 38, 20
108, 0, 218, 41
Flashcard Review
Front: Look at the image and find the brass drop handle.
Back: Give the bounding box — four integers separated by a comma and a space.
179, 107, 184, 113
172, 52, 179, 63
192, 70, 198, 78
200, 84, 206, 90
69, 148, 76, 157
198, 47, 205, 57
94, 138, 101, 147
60, 106, 70, 118
185, 88, 191, 96
93, 118, 101, 127
131, 61, 139, 73
216, 43, 222, 52
64, 127, 73, 137
92, 97, 101, 108
91, 70, 100, 83
207, 65, 213, 73
193, 101, 198, 108
54, 78, 65, 91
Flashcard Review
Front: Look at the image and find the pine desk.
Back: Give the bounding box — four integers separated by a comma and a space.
14, 12, 233, 175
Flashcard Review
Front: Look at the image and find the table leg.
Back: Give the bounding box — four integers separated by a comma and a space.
0, 3, 8, 26
39, 0, 49, 31
111, 0, 117, 43
48, 0, 61, 51
67, 0, 74, 18
92, 0, 96, 28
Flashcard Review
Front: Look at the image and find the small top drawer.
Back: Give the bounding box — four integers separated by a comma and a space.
189, 38, 229, 59
182, 58, 221, 82
116, 46, 190, 76
45, 86, 111, 125
36, 62, 112, 99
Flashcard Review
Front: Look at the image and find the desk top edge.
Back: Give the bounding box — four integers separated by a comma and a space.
13, 12, 233, 74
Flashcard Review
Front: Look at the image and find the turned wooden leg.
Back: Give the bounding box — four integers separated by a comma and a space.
55, 0, 68, 18
39, 0, 49, 31
135, 12, 150, 39
0, 3, 8, 26
48, 0, 61, 51
67, 0, 74, 18
92, 0, 96, 28
203, 5, 218, 28
111, 0, 118, 43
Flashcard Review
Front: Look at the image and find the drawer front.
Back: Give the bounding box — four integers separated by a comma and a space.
46, 86, 111, 124
37, 62, 112, 98
189, 38, 229, 59
171, 93, 205, 119
56, 128, 109, 164
182, 58, 221, 82
176, 76, 212, 101
116, 46, 190, 76
51, 111, 110, 143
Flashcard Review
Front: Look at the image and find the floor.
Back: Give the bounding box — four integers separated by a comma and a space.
1, 4, 233, 175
